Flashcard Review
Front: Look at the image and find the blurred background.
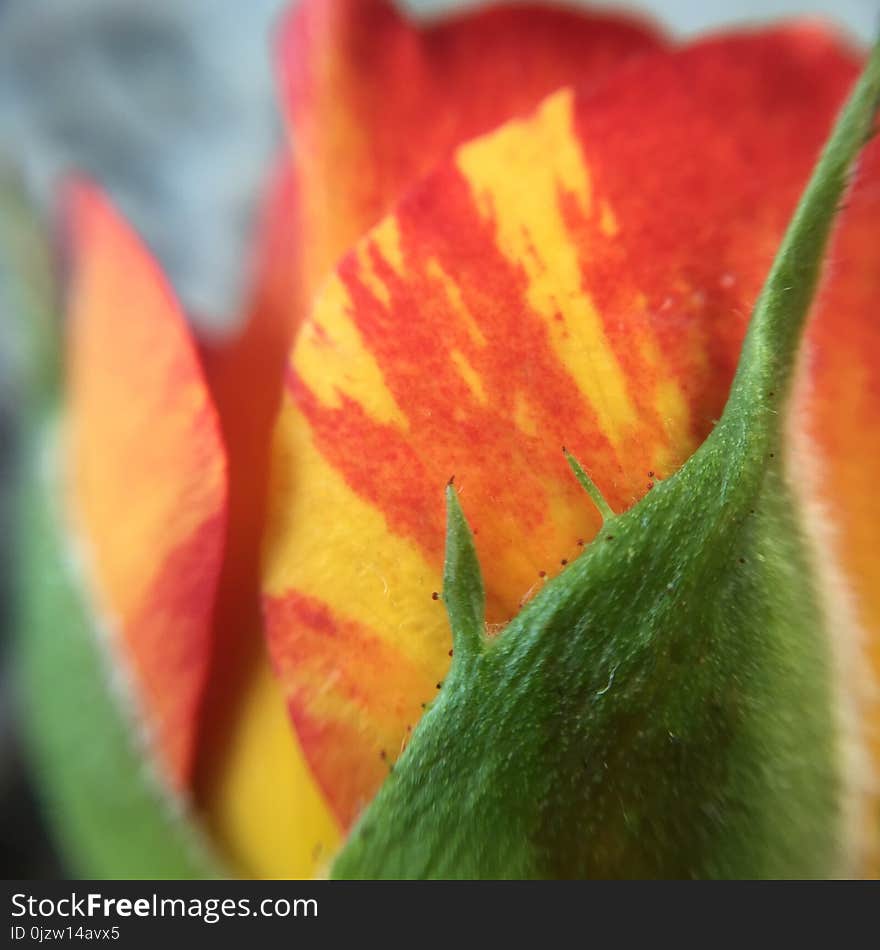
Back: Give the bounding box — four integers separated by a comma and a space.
0, 0, 876, 879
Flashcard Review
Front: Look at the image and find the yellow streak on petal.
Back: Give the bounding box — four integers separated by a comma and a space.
455, 90, 637, 455
292, 274, 407, 429
626, 304, 696, 474
450, 349, 488, 405
354, 247, 391, 307
263, 395, 449, 674
425, 258, 487, 347
599, 200, 619, 238
513, 391, 540, 438
372, 214, 405, 275
652, 378, 698, 474
354, 216, 406, 308
200, 648, 341, 879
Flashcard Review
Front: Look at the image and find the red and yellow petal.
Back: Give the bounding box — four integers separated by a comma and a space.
262, 24, 880, 859
279, 0, 666, 315
195, 162, 342, 877
64, 181, 227, 790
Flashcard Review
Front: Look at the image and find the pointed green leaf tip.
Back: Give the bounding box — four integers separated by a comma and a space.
332, 41, 880, 879
442, 480, 486, 663
563, 448, 615, 521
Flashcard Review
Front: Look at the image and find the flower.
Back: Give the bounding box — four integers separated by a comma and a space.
18, 0, 880, 879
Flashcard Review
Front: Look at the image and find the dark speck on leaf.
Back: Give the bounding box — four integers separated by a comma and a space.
432, 591, 439, 601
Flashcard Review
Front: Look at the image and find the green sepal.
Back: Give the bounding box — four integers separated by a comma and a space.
563, 448, 615, 521
332, 40, 880, 879
16, 419, 227, 879
442, 480, 487, 664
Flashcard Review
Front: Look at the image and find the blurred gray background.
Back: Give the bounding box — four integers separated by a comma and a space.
1, 0, 876, 330
0, 0, 876, 878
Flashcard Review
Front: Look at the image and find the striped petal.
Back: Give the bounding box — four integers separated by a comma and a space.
262, 23, 880, 855
64, 181, 227, 790
279, 0, 666, 315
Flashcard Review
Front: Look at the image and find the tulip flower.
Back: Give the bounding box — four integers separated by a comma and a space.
16, 0, 880, 880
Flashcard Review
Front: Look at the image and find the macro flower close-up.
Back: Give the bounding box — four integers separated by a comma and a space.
2, 0, 879, 883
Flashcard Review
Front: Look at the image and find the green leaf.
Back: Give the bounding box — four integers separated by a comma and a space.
16, 420, 226, 879
331, 40, 880, 879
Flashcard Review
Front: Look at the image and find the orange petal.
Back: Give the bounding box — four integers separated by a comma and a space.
798, 131, 880, 870
262, 27, 879, 839
64, 181, 227, 790
278, 0, 666, 313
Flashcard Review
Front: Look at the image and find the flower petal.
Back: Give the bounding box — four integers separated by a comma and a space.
64, 181, 227, 790
279, 0, 666, 313
263, 25, 879, 848
196, 162, 342, 878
